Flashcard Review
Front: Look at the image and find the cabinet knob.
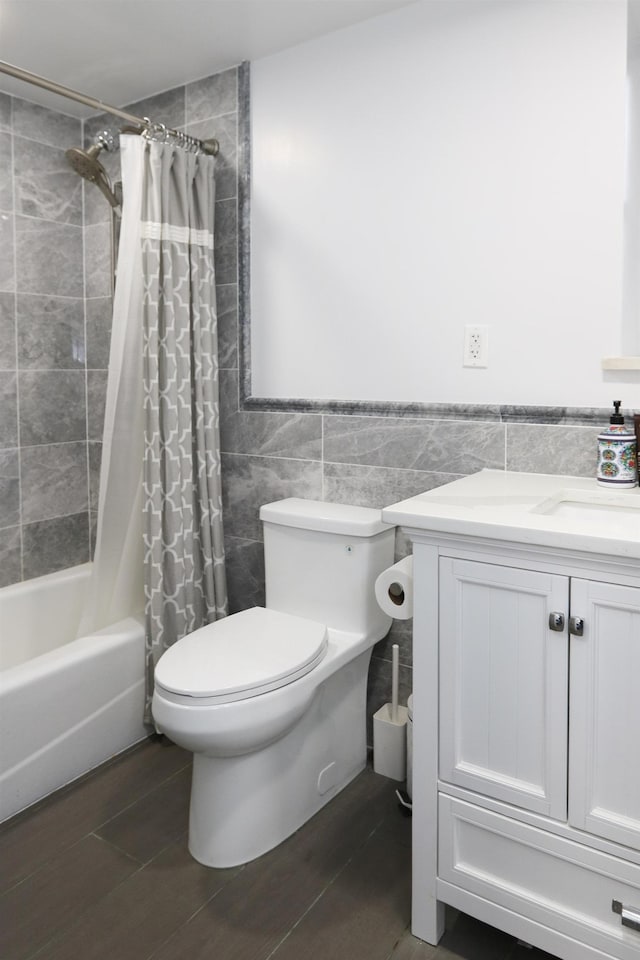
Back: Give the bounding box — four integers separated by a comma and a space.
548, 612, 565, 631
569, 616, 585, 637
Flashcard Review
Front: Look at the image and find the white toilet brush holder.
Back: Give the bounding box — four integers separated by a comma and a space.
373, 644, 408, 781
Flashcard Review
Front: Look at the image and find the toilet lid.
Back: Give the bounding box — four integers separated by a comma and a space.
154, 607, 328, 703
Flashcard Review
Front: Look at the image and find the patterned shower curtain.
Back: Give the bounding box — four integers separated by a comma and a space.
141, 139, 228, 721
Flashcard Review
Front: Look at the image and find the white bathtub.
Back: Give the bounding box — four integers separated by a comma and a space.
0, 563, 147, 822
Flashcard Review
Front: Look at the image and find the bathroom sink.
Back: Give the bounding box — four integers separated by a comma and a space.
532, 489, 640, 523
383, 471, 640, 557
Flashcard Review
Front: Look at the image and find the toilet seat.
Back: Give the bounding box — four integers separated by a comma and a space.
154, 607, 328, 705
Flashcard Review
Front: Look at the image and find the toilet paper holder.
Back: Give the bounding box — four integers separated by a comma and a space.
374, 556, 414, 620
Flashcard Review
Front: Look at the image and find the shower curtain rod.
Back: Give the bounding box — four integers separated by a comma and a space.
0, 60, 219, 155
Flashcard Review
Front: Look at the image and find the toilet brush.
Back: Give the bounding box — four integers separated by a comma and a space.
373, 643, 408, 781
391, 643, 399, 722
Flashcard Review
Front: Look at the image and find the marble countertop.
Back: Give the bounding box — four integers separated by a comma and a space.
382, 470, 640, 559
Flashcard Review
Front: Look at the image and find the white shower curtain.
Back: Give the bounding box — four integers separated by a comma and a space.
78, 136, 146, 635
80, 135, 227, 725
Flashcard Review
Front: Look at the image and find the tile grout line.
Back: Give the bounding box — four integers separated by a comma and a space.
8, 94, 25, 582
143, 777, 394, 960
262, 815, 391, 960
21, 827, 197, 960
89, 758, 194, 837
0, 787, 152, 899
141, 861, 248, 960
0, 746, 191, 892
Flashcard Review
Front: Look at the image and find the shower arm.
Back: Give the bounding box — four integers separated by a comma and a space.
0, 59, 219, 156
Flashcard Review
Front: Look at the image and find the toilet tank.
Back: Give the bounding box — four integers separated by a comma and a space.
259, 499, 395, 636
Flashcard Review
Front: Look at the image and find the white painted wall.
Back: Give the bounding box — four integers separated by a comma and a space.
624, 1, 640, 355
250, 0, 629, 407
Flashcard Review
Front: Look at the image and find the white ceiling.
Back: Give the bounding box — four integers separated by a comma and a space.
0, 0, 418, 117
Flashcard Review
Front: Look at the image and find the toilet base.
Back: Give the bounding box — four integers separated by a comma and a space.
188, 651, 370, 868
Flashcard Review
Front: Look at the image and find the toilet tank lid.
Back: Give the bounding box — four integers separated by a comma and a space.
260, 498, 394, 537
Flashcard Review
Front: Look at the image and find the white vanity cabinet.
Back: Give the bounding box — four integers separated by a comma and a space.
439, 558, 570, 821
439, 559, 640, 850
569, 578, 640, 853
382, 471, 640, 960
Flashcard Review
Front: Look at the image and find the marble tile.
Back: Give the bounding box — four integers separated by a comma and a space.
323, 461, 461, 510
0, 93, 11, 132
0, 447, 19, 528
0, 214, 15, 292
221, 371, 322, 459
224, 536, 265, 614
221, 453, 322, 540
186, 69, 237, 123
214, 198, 237, 285
87, 370, 108, 441
501, 404, 606, 426
395, 527, 413, 560
89, 509, 98, 559
84, 221, 112, 299
83, 176, 114, 227
13, 136, 83, 224
12, 99, 81, 149
22, 511, 90, 579
17, 294, 85, 369
324, 415, 506, 474
0, 372, 18, 447
219, 367, 238, 415
88, 442, 102, 512
0, 131, 12, 211
86, 297, 113, 369
216, 283, 238, 369
21, 442, 89, 524
506, 423, 600, 477
15, 216, 83, 297
123, 87, 186, 133
374, 619, 413, 669
187, 113, 237, 202
18, 370, 86, 445
240, 391, 504, 420
0, 292, 16, 369
0, 525, 21, 586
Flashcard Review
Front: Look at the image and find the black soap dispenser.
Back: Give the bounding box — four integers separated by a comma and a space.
596, 401, 637, 487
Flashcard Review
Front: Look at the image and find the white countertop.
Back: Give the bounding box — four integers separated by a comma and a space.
382, 470, 640, 559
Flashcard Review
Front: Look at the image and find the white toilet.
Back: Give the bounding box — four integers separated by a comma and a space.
152, 498, 395, 868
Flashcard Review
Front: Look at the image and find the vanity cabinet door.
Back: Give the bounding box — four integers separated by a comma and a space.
439, 558, 569, 819
569, 579, 640, 851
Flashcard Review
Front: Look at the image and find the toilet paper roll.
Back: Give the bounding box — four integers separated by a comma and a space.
374, 556, 414, 620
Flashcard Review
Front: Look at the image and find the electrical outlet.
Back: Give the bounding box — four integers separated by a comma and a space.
463, 325, 489, 367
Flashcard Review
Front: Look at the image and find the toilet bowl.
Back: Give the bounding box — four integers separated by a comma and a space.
152, 498, 395, 868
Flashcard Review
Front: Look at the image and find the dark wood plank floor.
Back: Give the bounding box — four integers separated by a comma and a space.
0, 738, 558, 960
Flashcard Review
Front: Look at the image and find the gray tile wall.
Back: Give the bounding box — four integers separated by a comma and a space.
0, 93, 94, 585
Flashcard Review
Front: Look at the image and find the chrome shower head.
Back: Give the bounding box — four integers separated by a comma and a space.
65, 142, 121, 210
